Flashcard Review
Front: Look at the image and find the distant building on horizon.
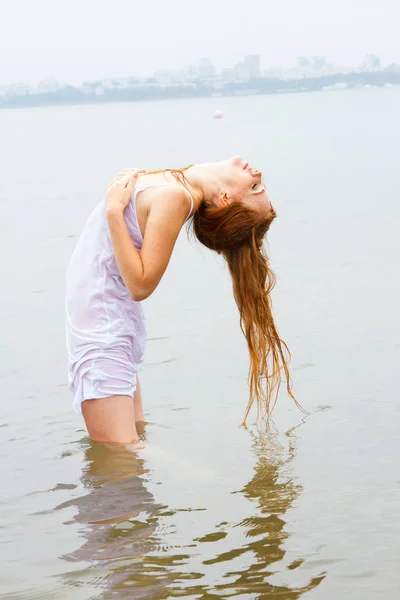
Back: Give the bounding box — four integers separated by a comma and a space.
296, 56, 328, 77
312, 56, 327, 69
38, 78, 62, 93
297, 57, 311, 68
221, 68, 238, 82
365, 54, 381, 70
197, 57, 216, 80
243, 55, 261, 79
230, 54, 261, 82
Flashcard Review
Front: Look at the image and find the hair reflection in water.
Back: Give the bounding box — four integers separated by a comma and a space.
56, 429, 325, 599
203, 428, 326, 598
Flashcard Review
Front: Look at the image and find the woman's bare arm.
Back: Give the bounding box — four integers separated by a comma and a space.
106, 172, 189, 301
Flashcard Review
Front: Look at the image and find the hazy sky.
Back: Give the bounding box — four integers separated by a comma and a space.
1, 0, 399, 86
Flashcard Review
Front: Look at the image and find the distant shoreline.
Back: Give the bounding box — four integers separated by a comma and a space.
1, 70, 399, 110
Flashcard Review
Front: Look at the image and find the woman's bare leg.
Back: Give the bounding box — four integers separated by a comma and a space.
82, 395, 139, 445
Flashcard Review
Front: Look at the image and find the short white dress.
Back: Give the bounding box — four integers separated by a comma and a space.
66, 183, 193, 414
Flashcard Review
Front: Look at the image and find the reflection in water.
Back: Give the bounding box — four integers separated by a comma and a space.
55, 439, 174, 598
200, 428, 326, 599
56, 430, 325, 598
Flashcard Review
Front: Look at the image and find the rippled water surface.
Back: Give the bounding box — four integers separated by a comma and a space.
0, 87, 399, 599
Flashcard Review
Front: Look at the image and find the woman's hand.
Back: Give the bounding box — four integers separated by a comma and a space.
105, 168, 145, 215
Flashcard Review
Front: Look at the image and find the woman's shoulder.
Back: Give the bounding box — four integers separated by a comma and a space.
145, 183, 191, 214
136, 181, 192, 227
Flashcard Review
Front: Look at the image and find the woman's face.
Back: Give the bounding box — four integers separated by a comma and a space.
215, 156, 274, 217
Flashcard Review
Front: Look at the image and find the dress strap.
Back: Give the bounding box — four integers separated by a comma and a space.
176, 185, 194, 221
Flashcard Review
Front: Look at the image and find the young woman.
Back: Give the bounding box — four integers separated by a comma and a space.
66, 156, 300, 446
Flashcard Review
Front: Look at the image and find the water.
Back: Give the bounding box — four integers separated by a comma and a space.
0, 87, 399, 599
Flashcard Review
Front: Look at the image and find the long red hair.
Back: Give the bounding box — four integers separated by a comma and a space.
148, 167, 306, 423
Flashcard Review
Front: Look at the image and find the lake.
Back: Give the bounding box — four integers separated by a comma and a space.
0, 86, 399, 599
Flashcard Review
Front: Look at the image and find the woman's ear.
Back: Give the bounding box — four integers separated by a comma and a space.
216, 188, 232, 208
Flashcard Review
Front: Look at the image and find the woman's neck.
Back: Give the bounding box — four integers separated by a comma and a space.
184, 164, 220, 208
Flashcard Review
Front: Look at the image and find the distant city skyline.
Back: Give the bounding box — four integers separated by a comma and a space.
1, 0, 399, 86
2, 49, 398, 110
1, 53, 392, 96
1, 52, 398, 89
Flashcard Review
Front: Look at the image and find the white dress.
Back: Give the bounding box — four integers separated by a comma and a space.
66, 183, 193, 414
